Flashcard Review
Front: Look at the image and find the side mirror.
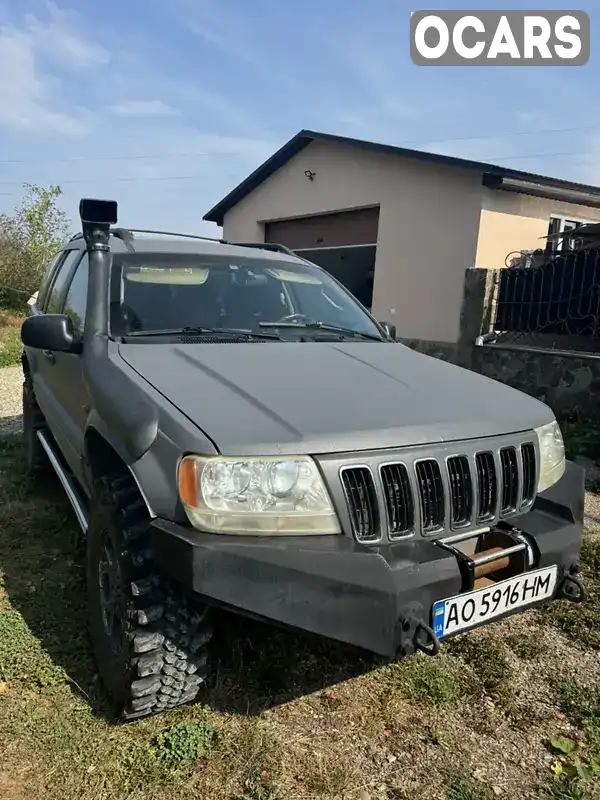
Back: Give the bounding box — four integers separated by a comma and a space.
21, 314, 82, 354
379, 320, 397, 340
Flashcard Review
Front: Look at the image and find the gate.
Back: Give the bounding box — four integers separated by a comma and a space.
492, 246, 600, 354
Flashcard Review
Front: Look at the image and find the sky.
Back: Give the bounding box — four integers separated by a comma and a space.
0, 0, 598, 237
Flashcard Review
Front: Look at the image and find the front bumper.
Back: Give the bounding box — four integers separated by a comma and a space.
150, 461, 586, 659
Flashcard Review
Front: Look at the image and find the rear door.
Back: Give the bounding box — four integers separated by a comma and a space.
27, 251, 64, 319
48, 253, 91, 481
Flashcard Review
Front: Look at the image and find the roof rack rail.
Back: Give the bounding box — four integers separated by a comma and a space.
226, 241, 297, 257
122, 228, 225, 243
111, 227, 136, 252
70, 227, 223, 245
69, 230, 298, 257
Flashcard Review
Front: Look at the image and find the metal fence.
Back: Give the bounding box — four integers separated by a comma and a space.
492, 246, 600, 353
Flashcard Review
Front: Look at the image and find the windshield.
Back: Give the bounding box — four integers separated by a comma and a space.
110, 253, 383, 339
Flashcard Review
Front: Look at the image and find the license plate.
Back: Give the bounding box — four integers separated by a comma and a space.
432, 565, 558, 639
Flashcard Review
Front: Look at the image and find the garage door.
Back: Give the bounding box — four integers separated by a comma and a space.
264, 206, 379, 250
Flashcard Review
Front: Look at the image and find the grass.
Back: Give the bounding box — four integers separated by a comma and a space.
0, 434, 599, 799
392, 653, 469, 706
505, 631, 548, 661
447, 634, 511, 697
0, 307, 24, 368
561, 420, 600, 464
542, 679, 600, 799
445, 775, 494, 800
541, 537, 600, 651
560, 419, 600, 496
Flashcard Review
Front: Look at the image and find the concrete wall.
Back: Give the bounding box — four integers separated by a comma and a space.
454, 268, 600, 421
222, 140, 484, 343
475, 189, 600, 269
471, 345, 600, 420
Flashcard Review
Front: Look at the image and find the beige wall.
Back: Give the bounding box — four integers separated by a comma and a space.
475, 189, 600, 269
222, 140, 483, 343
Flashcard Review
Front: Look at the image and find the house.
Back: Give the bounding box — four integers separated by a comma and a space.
203, 129, 600, 352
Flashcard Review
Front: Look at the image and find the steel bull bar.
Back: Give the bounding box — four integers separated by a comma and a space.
406, 524, 586, 658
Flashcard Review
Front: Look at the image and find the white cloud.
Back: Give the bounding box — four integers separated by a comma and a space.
24, 4, 109, 69
107, 100, 180, 118
0, 1, 111, 135
515, 111, 546, 127
0, 24, 87, 134
0, 3, 280, 235
178, 0, 260, 66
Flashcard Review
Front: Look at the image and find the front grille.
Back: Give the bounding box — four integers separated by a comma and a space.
475, 451, 497, 520
380, 463, 413, 537
340, 467, 379, 541
338, 439, 537, 542
447, 455, 473, 527
521, 442, 536, 507
415, 460, 445, 532
500, 447, 519, 513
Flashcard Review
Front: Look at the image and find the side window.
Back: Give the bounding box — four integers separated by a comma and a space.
62, 255, 88, 334
44, 250, 82, 314
37, 252, 64, 308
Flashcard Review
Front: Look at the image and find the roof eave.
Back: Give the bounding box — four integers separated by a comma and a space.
203, 128, 600, 224
202, 131, 315, 226
483, 174, 600, 209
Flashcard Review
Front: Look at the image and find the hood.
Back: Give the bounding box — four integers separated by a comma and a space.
118, 341, 554, 456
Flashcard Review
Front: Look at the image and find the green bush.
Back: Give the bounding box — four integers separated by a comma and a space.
0, 183, 70, 307
0, 329, 22, 367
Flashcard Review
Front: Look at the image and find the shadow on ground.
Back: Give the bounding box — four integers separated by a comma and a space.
0, 435, 382, 722
0, 413, 23, 436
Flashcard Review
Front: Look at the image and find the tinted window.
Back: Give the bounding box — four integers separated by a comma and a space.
62, 254, 88, 333
110, 254, 382, 339
37, 251, 64, 308
45, 251, 82, 314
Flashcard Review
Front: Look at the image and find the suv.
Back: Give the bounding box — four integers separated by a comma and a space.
20, 199, 586, 720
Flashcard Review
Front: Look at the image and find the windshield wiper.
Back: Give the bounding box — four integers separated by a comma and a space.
259, 321, 383, 341
126, 326, 283, 340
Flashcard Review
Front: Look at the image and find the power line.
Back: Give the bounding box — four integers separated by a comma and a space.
0, 150, 595, 194
407, 123, 599, 147
0, 174, 237, 197
0, 123, 597, 166
0, 173, 240, 190
458, 149, 599, 163
0, 150, 243, 165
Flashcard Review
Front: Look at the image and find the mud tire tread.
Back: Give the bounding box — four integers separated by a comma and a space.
86, 472, 212, 720
22, 376, 49, 475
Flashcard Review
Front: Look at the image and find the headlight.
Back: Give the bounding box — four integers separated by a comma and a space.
535, 420, 565, 493
177, 455, 341, 535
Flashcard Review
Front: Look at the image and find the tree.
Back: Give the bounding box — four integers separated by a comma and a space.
0, 183, 71, 307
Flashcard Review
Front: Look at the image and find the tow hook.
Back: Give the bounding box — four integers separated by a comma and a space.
558, 566, 586, 604
396, 607, 442, 659
414, 622, 441, 656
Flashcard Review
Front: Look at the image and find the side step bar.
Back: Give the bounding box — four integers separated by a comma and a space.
37, 430, 89, 533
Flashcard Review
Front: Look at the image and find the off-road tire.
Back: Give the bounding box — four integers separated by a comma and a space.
22, 375, 50, 475
86, 472, 212, 720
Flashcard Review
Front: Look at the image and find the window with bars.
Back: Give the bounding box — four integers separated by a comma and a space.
546, 215, 597, 252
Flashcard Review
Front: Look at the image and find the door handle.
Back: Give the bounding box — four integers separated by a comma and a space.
42, 349, 55, 364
